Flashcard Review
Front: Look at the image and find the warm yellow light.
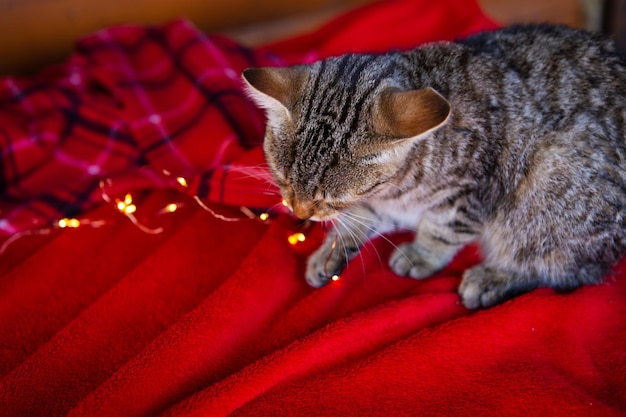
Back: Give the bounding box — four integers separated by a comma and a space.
176, 177, 188, 187
331, 274, 340, 282
281, 199, 289, 207
58, 218, 81, 228
259, 212, 270, 221
165, 203, 178, 213
287, 232, 306, 245
116, 194, 137, 214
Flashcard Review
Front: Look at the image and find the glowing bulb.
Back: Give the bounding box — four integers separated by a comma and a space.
124, 204, 137, 214
281, 199, 289, 207
115, 194, 137, 214
287, 232, 306, 245
176, 177, 188, 187
331, 274, 340, 282
165, 203, 178, 213
259, 212, 270, 221
58, 218, 81, 228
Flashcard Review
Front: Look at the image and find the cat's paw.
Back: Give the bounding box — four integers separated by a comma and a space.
458, 266, 512, 309
389, 242, 441, 279
305, 247, 347, 288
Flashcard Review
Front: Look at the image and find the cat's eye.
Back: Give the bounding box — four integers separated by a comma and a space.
312, 187, 327, 202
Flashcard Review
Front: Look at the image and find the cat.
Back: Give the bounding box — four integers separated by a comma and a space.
242, 24, 626, 309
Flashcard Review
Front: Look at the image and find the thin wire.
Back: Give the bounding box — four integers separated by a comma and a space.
193, 196, 250, 222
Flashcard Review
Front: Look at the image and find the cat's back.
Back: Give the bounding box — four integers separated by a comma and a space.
460, 24, 624, 70
458, 24, 626, 96
436, 24, 626, 147
454, 25, 626, 181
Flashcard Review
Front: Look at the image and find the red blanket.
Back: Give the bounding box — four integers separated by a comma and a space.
1, 1, 625, 416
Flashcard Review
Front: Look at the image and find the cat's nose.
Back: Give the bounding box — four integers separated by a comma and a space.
291, 200, 314, 220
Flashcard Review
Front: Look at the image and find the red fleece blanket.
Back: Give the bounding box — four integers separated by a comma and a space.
1, 1, 625, 416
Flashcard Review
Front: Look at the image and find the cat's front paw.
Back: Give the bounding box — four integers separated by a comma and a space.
458, 266, 513, 309
389, 242, 441, 279
305, 246, 347, 288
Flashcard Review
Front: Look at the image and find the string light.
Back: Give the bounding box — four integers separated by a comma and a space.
0, 218, 108, 255
99, 180, 163, 234
287, 232, 306, 245
58, 218, 81, 228
2, 170, 325, 272
176, 177, 188, 188
194, 196, 248, 222
115, 193, 137, 214
164, 169, 277, 224
1, 186, 344, 289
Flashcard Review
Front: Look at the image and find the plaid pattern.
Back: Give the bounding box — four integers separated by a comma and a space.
0, 20, 282, 237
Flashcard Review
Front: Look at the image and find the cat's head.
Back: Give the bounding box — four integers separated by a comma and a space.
242, 55, 450, 220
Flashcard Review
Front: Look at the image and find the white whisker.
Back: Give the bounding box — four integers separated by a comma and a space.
226, 165, 281, 192
344, 211, 417, 233
340, 211, 413, 267
335, 216, 374, 278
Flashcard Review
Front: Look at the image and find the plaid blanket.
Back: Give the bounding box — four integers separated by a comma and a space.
0, 22, 277, 237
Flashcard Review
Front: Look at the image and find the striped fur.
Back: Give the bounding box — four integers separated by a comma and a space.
243, 24, 626, 309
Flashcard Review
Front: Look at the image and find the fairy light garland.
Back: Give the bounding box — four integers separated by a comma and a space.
0, 218, 109, 255
100, 179, 164, 235
1, 170, 341, 286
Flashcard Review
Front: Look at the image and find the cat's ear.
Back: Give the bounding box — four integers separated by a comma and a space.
375, 87, 451, 139
242, 66, 307, 116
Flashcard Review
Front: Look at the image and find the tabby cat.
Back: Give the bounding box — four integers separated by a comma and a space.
242, 24, 626, 309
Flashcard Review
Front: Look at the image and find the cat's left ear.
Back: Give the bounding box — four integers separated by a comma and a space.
242, 66, 307, 116
374, 87, 451, 139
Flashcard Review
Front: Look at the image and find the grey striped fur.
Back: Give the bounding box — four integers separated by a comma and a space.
243, 24, 626, 309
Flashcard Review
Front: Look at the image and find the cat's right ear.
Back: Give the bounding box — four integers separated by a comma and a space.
242, 67, 307, 117
374, 87, 451, 140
